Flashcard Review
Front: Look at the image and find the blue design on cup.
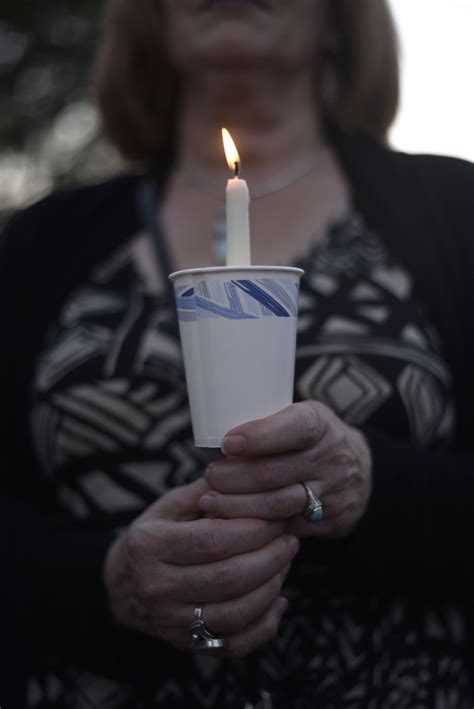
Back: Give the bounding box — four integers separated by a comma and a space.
232, 280, 290, 317
176, 278, 299, 322
175, 287, 196, 321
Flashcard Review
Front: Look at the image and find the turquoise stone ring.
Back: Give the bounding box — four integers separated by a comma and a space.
300, 482, 324, 523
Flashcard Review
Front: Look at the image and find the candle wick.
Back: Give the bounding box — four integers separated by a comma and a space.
234, 161, 240, 178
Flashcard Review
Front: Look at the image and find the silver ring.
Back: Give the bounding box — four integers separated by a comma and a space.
190, 607, 225, 650
300, 482, 323, 522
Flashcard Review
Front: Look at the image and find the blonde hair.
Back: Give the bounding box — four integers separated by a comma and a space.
94, 0, 399, 160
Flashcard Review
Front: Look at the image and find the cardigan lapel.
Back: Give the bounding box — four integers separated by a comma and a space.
330, 128, 456, 326
330, 127, 474, 448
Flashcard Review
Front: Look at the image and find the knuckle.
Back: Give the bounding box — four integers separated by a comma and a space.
326, 423, 347, 449
297, 402, 322, 446
342, 462, 356, 485
125, 524, 150, 561
333, 452, 355, 470
204, 465, 217, 487
311, 399, 332, 418
330, 452, 358, 486
126, 520, 167, 563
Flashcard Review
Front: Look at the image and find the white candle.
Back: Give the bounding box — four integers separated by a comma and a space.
222, 128, 251, 266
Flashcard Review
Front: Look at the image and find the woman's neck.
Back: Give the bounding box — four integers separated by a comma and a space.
175, 69, 325, 184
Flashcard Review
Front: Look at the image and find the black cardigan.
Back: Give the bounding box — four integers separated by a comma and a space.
1, 131, 474, 700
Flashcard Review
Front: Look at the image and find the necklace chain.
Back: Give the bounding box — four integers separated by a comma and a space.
184, 147, 326, 202
181, 148, 327, 265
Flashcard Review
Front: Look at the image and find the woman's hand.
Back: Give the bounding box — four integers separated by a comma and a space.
199, 401, 372, 540
103, 477, 298, 658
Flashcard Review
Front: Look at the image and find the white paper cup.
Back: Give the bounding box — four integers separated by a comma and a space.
169, 265, 304, 447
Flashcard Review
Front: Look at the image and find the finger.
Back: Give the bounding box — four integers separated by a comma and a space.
150, 477, 212, 521
165, 534, 299, 603
205, 451, 350, 495
220, 596, 288, 659
285, 492, 360, 539
205, 451, 320, 494
199, 483, 319, 521
199, 483, 355, 529
157, 596, 289, 656
158, 517, 285, 565
152, 564, 291, 634
221, 401, 328, 458
202, 564, 291, 635
287, 511, 354, 539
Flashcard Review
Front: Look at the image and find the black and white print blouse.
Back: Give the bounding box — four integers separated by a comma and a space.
28, 212, 471, 709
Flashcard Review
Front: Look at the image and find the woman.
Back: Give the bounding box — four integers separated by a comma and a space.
2, 0, 474, 707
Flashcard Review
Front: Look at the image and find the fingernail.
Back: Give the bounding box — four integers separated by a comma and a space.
204, 464, 214, 479
199, 493, 218, 513
221, 435, 246, 456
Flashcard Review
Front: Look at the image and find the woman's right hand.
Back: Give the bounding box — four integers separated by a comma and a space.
103, 477, 299, 658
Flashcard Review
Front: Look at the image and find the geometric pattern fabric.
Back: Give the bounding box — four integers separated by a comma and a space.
28, 213, 464, 708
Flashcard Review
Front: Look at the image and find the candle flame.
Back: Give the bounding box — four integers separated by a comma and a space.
222, 128, 240, 173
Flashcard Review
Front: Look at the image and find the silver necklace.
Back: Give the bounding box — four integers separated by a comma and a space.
184, 149, 326, 264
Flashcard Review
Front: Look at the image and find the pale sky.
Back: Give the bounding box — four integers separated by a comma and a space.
388, 0, 474, 161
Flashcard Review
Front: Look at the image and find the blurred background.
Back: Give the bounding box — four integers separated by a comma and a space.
0, 0, 473, 226
0, 0, 123, 226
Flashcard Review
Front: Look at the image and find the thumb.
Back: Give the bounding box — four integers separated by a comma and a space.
146, 476, 212, 522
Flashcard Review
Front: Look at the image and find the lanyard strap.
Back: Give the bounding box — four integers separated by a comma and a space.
135, 176, 176, 306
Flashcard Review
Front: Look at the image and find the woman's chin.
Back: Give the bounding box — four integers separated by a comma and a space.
187, 27, 275, 70
203, 46, 268, 70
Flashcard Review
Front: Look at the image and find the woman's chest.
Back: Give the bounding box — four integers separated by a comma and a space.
30, 220, 454, 526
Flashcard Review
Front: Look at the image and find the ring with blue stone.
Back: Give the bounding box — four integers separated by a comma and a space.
300, 482, 323, 522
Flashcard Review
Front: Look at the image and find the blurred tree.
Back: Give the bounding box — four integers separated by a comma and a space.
0, 0, 124, 223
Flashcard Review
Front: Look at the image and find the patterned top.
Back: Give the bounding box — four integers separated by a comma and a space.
28, 213, 471, 708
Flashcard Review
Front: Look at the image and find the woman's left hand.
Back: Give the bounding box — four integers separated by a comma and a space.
199, 401, 373, 539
